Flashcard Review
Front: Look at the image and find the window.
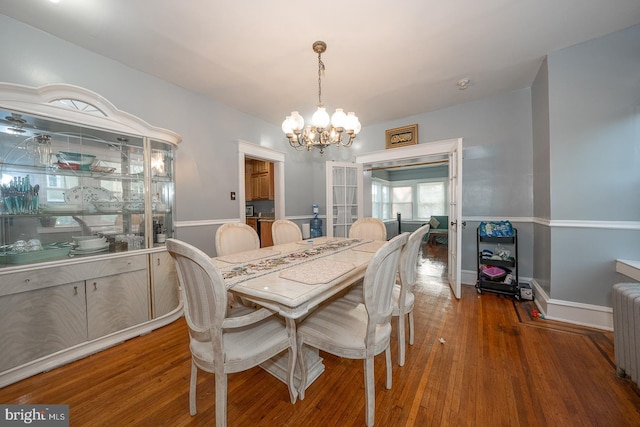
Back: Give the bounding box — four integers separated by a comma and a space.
417, 181, 446, 218
372, 179, 391, 220
374, 177, 447, 221
392, 186, 413, 220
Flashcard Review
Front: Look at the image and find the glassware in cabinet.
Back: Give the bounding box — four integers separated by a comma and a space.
0, 83, 180, 267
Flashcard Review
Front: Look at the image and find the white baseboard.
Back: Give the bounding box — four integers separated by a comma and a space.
529, 279, 613, 331
461, 270, 612, 331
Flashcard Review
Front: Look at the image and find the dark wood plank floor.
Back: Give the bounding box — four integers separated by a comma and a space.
2, 242, 640, 426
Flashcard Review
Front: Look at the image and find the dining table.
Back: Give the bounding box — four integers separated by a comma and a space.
211, 236, 386, 391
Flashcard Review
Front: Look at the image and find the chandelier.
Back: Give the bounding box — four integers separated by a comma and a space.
282, 41, 361, 154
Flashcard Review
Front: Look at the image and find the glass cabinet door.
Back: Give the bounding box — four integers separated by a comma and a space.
149, 138, 174, 247
0, 106, 174, 267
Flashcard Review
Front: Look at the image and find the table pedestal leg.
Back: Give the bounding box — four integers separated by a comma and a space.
260, 345, 324, 391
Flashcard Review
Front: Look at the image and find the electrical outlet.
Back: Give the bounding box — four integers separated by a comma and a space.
230, 192, 236, 200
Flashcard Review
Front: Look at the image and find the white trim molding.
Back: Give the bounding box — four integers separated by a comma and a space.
547, 219, 640, 230
529, 279, 613, 331
461, 271, 614, 331
176, 218, 239, 228
463, 216, 640, 231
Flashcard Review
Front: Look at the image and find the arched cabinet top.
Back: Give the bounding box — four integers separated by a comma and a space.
0, 83, 181, 147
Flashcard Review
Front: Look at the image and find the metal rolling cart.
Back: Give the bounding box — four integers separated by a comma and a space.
475, 221, 520, 299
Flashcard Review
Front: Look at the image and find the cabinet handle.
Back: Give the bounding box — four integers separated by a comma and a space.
157, 258, 160, 266
24, 278, 30, 284
74, 286, 78, 296
93, 282, 97, 291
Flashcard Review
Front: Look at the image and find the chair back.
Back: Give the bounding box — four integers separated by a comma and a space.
272, 219, 303, 245
363, 233, 409, 331
399, 224, 431, 292
215, 222, 260, 256
349, 217, 387, 241
166, 239, 227, 351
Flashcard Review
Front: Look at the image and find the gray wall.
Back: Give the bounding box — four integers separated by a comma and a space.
2, 14, 638, 309
357, 89, 535, 277
0, 15, 317, 256
543, 24, 640, 305
531, 58, 552, 296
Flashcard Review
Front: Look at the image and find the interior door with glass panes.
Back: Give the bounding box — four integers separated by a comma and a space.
447, 139, 463, 299
325, 161, 363, 237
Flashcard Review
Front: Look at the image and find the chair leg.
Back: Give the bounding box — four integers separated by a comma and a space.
385, 346, 392, 389
215, 371, 227, 427
408, 311, 415, 345
189, 360, 198, 416
297, 337, 307, 400
398, 313, 406, 366
364, 356, 375, 427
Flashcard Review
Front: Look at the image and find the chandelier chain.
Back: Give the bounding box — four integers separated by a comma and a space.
317, 52, 325, 106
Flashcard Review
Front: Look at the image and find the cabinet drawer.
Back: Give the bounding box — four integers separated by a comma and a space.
0, 254, 147, 297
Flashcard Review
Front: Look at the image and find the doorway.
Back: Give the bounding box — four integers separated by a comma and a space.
356, 138, 463, 299
237, 140, 285, 222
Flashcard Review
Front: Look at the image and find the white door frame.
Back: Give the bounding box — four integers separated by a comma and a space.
237, 140, 286, 222
356, 137, 463, 299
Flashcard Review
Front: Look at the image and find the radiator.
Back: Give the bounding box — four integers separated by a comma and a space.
613, 282, 640, 383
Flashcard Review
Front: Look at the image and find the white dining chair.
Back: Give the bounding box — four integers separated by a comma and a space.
166, 239, 297, 427
215, 222, 260, 256
349, 217, 387, 241
272, 219, 303, 245
296, 232, 409, 427
214, 222, 261, 308
343, 217, 389, 304
394, 223, 430, 366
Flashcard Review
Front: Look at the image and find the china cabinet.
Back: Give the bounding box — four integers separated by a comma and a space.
0, 83, 182, 387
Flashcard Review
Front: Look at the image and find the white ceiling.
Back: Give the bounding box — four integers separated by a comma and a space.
1, 0, 639, 128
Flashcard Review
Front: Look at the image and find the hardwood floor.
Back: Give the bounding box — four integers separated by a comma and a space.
2, 242, 640, 426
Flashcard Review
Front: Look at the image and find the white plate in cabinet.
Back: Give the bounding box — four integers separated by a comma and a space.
86, 270, 149, 341
0, 282, 88, 372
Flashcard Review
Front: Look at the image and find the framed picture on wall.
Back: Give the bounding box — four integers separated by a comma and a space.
385, 124, 418, 149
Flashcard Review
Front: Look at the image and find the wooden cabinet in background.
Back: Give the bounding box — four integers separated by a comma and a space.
245, 159, 274, 201
260, 220, 274, 247
246, 217, 258, 233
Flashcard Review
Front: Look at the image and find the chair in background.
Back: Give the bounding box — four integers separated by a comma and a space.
343, 217, 389, 304
215, 222, 261, 308
349, 217, 387, 241
393, 223, 430, 366
272, 219, 303, 245
215, 222, 260, 256
166, 239, 297, 427
296, 232, 409, 427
